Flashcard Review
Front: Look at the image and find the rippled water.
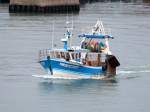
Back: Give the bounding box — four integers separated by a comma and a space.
0, 1, 150, 112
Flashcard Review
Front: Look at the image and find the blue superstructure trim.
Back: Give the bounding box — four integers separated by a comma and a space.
64, 41, 68, 50
78, 34, 114, 39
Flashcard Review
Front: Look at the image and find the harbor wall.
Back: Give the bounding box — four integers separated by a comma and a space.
9, 0, 80, 13
0, 0, 9, 3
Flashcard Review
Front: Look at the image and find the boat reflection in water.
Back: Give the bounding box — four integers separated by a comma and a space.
38, 78, 118, 94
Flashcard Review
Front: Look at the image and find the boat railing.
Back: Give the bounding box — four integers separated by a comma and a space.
39, 49, 51, 61
39, 49, 68, 61
39, 49, 107, 66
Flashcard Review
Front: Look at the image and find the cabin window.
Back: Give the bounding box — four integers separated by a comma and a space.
65, 52, 70, 61
60, 52, 64, 59
71, 53, 75, 60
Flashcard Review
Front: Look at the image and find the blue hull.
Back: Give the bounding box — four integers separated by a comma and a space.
39, 58, 106, 76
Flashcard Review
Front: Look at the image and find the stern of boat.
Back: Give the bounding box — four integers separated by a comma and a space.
105, 55, 120, 77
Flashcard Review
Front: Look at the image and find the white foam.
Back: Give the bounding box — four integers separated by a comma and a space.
117, 70, 150, 75
32, 74, 110, 80
32, 74, 80, 80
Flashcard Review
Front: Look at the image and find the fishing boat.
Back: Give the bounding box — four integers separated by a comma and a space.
38, 20, 120, 79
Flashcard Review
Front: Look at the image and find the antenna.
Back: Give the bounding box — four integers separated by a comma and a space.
69, 13, 74, 48
66, 0, 69, 24
71, 12, 74, 30
100, 20, 105, 34
51, 19, 55, 49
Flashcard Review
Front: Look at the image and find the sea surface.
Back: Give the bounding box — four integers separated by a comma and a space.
0, 1, 150, 112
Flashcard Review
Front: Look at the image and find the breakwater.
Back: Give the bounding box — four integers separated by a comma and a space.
0, 0, 9, 3
9, 0, 80, 13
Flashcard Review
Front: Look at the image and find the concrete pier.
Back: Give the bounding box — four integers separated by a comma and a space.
9, 0, 80, 13
0, 0, 9, 3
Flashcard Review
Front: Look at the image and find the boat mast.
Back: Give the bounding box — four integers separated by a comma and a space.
61, 1, 73, 50
99, 19, 105, 34
51, 19, 55, 49
70, 13, 74, 48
